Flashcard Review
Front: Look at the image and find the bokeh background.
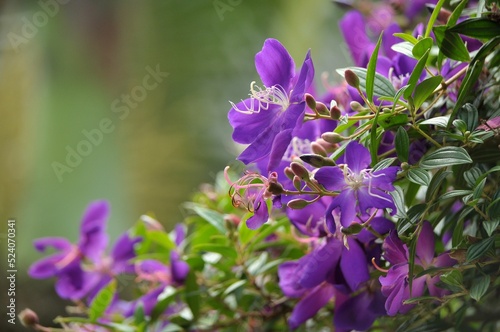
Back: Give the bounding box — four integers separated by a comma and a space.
0, 1, 349, 330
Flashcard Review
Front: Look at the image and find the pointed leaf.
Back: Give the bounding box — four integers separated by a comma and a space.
470, 275, 490, 301
395, 126, 410, 162
89, 280, 116, 322
413, 76, 443, 110
467, 237, 495, 262
449, 18, 500, 39
420, 147, 472, 169
412, 37, 434, 59
337, 67, 396, 98
407, 168, 431, 186
404, 49, 430, 99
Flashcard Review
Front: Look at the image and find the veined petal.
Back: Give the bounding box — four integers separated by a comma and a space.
357, 187, 396, 215
228, 100, 280, 144
339, 11, 373, 67
288, 283, 335, 330
78, 200, 109, 262
334, 291, 383, 331
315, 166, 346, 191
332, 189, 358, 228
246, 197, 269, 230
344, 141, 371, 174
369, 166, 399, 191
267, 129, 293, 173
237, 123, 281, 165
383, 230, 408, 264
278, 261, 306, 298
290, 52, 314, 103
255, 38, 295, 90
299, 240, 342, 289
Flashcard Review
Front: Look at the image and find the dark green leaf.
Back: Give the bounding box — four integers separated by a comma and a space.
471, 36, 500, 63
366, 33, 384, 102
449, 18, 500, 39
420, 147, 472, 169
447, 0, 469, 27
426, 169, 451, 202
407, 168, 431, 186
370, 109, 382, 166
192, 243, 237, 259
440, 190, 473, 200
452, 218, 465, 247
395, 127, 410, 162
184, 271, 201, 319
472, 177, 487, 200
380, 114, 409, 129
413, 76, 443, 110
440, 270, 463, 288
464, 166, 483, 188
404, 49, 430, 99
467, 236, 495, 261
457, 103, 479, 131
433, 26, 471, 62
412, 37, 434, 59
336, 67, 396, 98
89, 280, 116, 322
484, 218, 500, 237
470, 275, 490, 301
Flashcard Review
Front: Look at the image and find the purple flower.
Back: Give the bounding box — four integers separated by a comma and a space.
228, 38, 314, 172
379, 221, 456, 315
315, 141, 399, 233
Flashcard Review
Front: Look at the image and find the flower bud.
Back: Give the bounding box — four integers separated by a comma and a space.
401, 162, 410, 171
344, 69, 360, 89
18, 308, 39, 327
305, 93, 316, 110
284, 167, 295, 180
341, 223, 363, 235
322, 132, 346, 144
287, 199, 310, 209
330, 105, 342, 120
293, 175, 302, 191
349, 101, 363, 112
315, 102, 330, 116
290, 162, 310, 181
267, 181, 284, 195
311, 142, 328, 157
300, 154, 336, 168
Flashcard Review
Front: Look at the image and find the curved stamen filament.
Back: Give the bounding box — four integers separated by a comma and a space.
230, 82, 291, 114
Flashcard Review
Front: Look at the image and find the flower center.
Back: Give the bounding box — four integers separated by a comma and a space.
230, 82, 291, 114
343, 166, 365, 190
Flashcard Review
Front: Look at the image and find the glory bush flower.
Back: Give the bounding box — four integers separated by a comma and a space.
228, 38, 314, 172
379, 221, 456, 315
314, 141, 399, 233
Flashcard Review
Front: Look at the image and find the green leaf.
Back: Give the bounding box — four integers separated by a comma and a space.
184, 271, 201, 319
457, 103, 479, 132
425, 0, 446, 38
390, 185, 408, 219
412, 37, 434, 59
471, 36, 500, 64
148, 230, 176, 250
484, 219, 500, 237
370, 109, 382, 166
413, 76, 443, 110
372, 157, 397, 171
184, 203, 226, 233
440, 270, 463, 288
447, 60, 484, 128
452, 218, 465, 247
395, 127, 410, 162
404, 49, 430, 99
407, 168, 431, 186
151, 286, 178, 321
467, 237, 495, 261
426, 169, 451, 202
366, 33, 384, 102
394, 32, 419, 44
472, 177, 487, 200
89, 280, 116, 322
380, 114, 409, 130
420, 147, 472, 169
419, 116, 450, 128
336, 67, 396, 98
470, 275, 490, 301
449, 18, 500, 39
433, 25, 470, 62
440, 190, 473, 200
392, 41, 415, 59
223, 280, 247, 296
447, 0, 469, 27
192, 243, 237, 259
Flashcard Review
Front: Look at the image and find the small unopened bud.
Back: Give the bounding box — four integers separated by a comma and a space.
293, 175, 302, 191
290, 162, 310, 180
305, 93, 316, 110
284, 167, 295, 180
382, 107, 391, 113
18, 308, 39, 327
322, 132, 347, 144
287, 199, 310, 209
401, 162, 410, 171
310, 142, 328, 157
349, 101, 363, 112
437, 8, 452, 23
300, 154, 336, 168
344, 69, 360, 88
267, 181, 284, 195
330, 105, 342, 120
341, 223, 363, 235
315, 102, 330, 116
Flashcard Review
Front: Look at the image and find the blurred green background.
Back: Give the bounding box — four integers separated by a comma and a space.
0, 0, 348, 330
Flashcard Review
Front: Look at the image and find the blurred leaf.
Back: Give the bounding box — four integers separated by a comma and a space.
407, 168, 431, 186
483, 219, 500, 237
373, 157, 397, 171
470, 275, 490, 301
467, 237, 495, 261
464, 167, 483, 188
151, 286, 177, 321
419, 116, 450, 127
223, 280, 247, 296
370, 108, 382, 166
457, 104, 479, 132
247, 218, 288, 252
392, 41, 415, 58
447, 0, 469, 27
440, 190, 473, 200
449, 18, 500, 39
89, 280, 116, 322
420, 147, 472, 169
192, 243, 237, 259
413, 76, 443, 110
380, 114, 409, 129
184, 271, 201, 320
184, 203, 226, 234
366, 33, 384, 101
412, 37, 434, 59
336, 67, 396, 98
148, 230, 176, 250
394, 32, 418, 44
395, 127, 410, 162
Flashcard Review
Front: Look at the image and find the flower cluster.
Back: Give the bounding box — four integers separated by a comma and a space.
23, 1, 500, 331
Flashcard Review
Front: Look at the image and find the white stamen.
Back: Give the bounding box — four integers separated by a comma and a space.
230, 82, 291, 114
